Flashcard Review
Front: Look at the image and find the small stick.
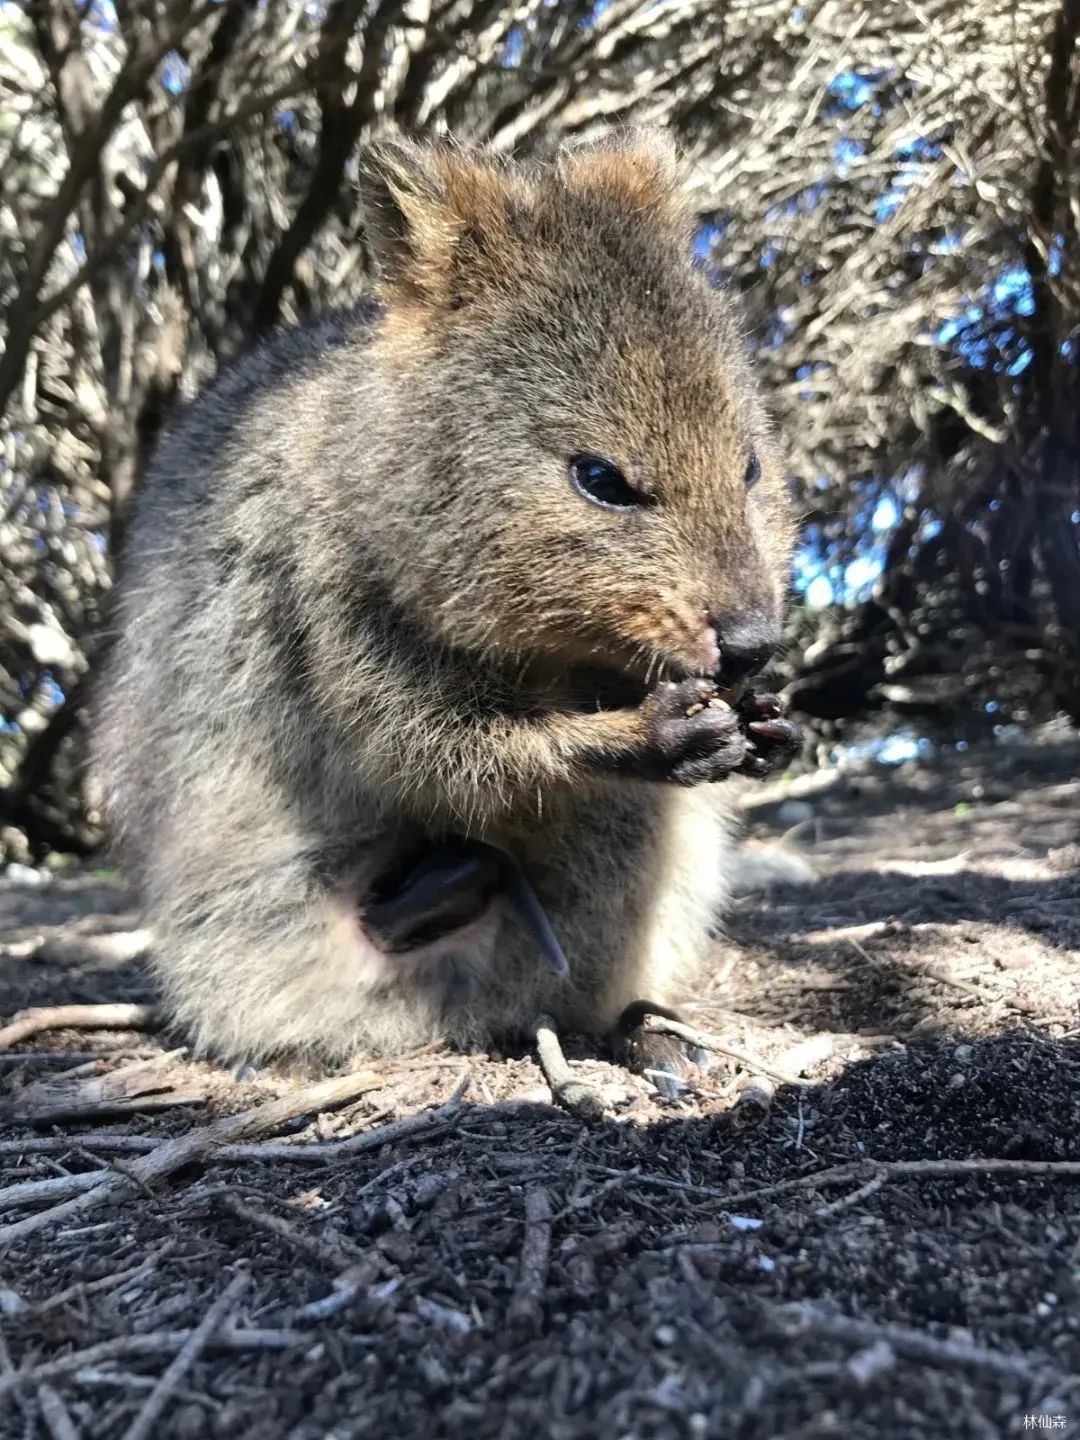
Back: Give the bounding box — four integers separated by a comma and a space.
218, 1076, 468, 1164
919, 964, 999, 1001
120, 1272, 248, 1440
550, 1172, 628, 1221
0, 1068, 384, 1245
0, 1329, 303, 1395
295, 1283, 365, 1322
0, 1004, 159, 1050
508, 1187, 553, 1330
335, 1072, 470, 1153
30, 932, 154, 970
0, 1171, 107, 1212
1, 1328, 80, 1440
767, 1301, 1040, 1381
71, 1370, 213, 1405
535, 1014, 603, 1122
814, 1172, 886, 1217
719, 1156, 1080, 1209
641, 1015, 801, 1086
218, 1195, 371, 1273
732, 1075, 776, 1127
0, 1135, 158, 1157
588, 1164, 732, 1200
219, 1197, 382, 1332
0, 1085, 466, 1169
0, 1050, 159, 1064
846, 936, 875, 965
29, 1254, 171, 1316
0, 1328, 30, 1435
36, 1382, 81, 1440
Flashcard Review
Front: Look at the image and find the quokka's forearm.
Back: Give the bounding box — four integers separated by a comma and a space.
353, 702, 648, 822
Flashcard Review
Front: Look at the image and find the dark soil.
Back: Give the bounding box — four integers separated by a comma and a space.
0, 731, 1077, 1439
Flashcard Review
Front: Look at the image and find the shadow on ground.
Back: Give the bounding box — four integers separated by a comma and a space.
0, 1032, 1077, 1440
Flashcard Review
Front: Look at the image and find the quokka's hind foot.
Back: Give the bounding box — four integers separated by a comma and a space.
612, 1000, 712, 1100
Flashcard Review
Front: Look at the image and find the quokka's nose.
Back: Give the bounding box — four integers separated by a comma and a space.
708, 612, 780, 685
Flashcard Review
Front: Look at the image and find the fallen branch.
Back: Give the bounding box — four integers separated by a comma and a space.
0, 1004, 159, 1050
0, 1136, 159, 1157
0, 1067, 384, 1245
720, 1156, 1080, 1209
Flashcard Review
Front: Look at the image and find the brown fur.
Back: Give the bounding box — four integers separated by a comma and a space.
92, 131, 795, 1064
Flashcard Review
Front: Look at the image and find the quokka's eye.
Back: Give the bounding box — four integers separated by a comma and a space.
744, 450, 762, 488
569, 454, 646, 510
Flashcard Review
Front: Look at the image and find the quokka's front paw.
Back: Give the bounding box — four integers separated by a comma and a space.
629, 677, 749, 785
734, 690, 802, 778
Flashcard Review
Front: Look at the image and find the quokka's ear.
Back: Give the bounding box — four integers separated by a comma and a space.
556, 127, 690, 221
358, 137, 525, 310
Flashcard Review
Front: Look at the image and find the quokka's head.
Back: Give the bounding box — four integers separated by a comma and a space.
357, 129, 794, 692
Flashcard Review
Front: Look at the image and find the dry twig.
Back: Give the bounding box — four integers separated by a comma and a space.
814, 1172, 887, 1217
0, 1067, 384, 1245
27, 1253, 172, 1316
721, 1156, 1080, 1209
508, 1187, 553, 1330
535, 1014, 604, 1122
217, 1195, 372, 1274
0, 1082, 469, 1192
36, 1383, 81, 1440
0, 1005, 159, 1050
8, 1050, 207, 1124
0, 1329, 303, 1396
767, 1301, 1042, 1380
119, 1271, 248, 1440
